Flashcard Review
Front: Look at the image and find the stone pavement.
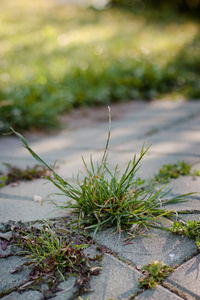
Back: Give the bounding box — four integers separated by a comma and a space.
1, 100, 200, 299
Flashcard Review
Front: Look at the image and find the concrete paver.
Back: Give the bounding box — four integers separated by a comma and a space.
0, 197, 69, 223
1, 291, 43, 300
0, 256, 30, 294
166, 254, 200, 299
135, 285, 183, 300
165, 176, 200, 196
83, 253, 141, 300
95, 227, 198, 267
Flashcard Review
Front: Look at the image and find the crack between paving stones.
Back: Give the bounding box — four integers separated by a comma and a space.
168, 194, 200, 201
177, 210, 200, 215
0, 193, 35, 201
162, 281, 198, 300
159, 250, 200, 300
143, 111, 200, 138
172, 250, 200, 270
0, 287, 18, 299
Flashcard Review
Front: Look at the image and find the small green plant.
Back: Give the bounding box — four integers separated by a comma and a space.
0, 174, 8, 187
170, 220, 200, 248
20, 223, 87, 273
10, 108, 192, 235
13, 220, 102, 297
0, 163, 51, 187
154, 161, 198, 183
138, 260, 173, 289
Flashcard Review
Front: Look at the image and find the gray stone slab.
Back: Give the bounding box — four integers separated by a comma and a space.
0, 241, 20, 257
83, 253, 141, 300
135, 284, 183, 300
50, 247, 141, 300
0, 136, 23, 157
149, 140, 200, 157
0, 146, 84, 172
0, 197, 69, 223
95, 227, 198, 267
161, 176, 200, 212
136, 130, 200, 156
0, 256, 30, 294
163, 199, 200, 213
53, 277, 77, 300
2, 102, 200, 166
1, 291, 43, 300
120, 100, 200, 124
191, 162, 200, 174
0, 179, 68, 202
178, 213, 200, 223
166, 254, 200, 299
106, 151, 197, 181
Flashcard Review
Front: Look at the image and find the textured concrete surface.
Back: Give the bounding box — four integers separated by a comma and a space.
135, 285, 183, 300
1, 100, 200, 299
0, 256, 30, 294
95, 227, 198, 267
1, 291, 43, 300
83, 253, 141, 300
166, 254, 200, 299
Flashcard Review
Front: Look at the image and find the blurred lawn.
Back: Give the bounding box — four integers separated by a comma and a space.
0, 0, 200, 132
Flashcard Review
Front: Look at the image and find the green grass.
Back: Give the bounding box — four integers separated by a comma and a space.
11, 110, 193, 235
1, 0, 200, 132
154, 161, 199, 183
0, 163, 50, 187
170, 219, 200, 248
10, 219, 101, 298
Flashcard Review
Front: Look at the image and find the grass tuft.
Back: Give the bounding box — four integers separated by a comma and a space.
11, 219, 101, 297
10, 108, 193, 235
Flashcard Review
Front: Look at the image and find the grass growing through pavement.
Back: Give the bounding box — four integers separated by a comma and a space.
1, 0, 200, 132
154, 161, 199, 183
10, 108, 192, 235
170, 219, 200, 249
0, 163, 50, 187
8, 220, 102, 298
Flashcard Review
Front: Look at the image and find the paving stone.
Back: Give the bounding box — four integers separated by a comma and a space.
83, 253, 141, 300
53, 244, 142, 300
178, 214, 200, 224
107, 151, 197, 181
161, 176, 200, 212
53, 277, 77, 300
0, 148, 84, 173
191, 162, 200, 174
0, 197, 69, 223
135, 284, 183, 300
95, 227, 198, 267
149, 140, 200, 157
0, 223, 8, 233
1, 291, 43, 300
0, 256, 30, 294
0, 179, 68, 202
166, 254, 200, 299
164, 198, 200, 213
0, 241, 20, 257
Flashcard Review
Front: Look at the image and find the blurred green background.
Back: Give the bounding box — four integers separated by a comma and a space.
0, 0, 200, 133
